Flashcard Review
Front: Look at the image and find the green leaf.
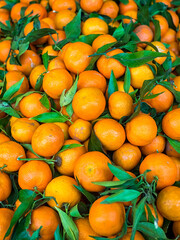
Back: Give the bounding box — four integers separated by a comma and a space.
69, 202, 88, 218
42, 52, 49, 71
11, 217, 31, 240
74, 179, 96, 204
93, 180, 127, 188
131, 197, 147, 240
35, 73, 44, 91
60, 75, 78, 107
172, 57, 180, 68
30, 227, 42, 240
24, 28, 56, 43
149, 2, 167, 16
65, 9, 81, 40
4, 191, 37, 239
167, 137, 180, 153
31, 112, 67, 123
140, 79, 157, 99
171, 0, 180, 5
0, 69, 6, 80
163, 52, 172, 71
107, 70, 118, 98
54, 225, 63, 240
113, 22, 125, 41
140, 102, 156, 117
88, 129, 105, 153
2, 78, 24, 100
55, 207, 79, 240
124, 67, 131, 93
159, 81, 180, 103
66, 102, 74, 118
137, 222, 167, 239
19, 189, 36, 202
137, 5, 150, 25
143, 92, 164, 100
18, 42, 29, 57
15, 91, 36, 107
112, 51, 167, 67
86, 42, 117, 70
39, 94, 50, 109
108, 163, 134, 181
101, 189, 141, 204
78, 34, 100, 45
151, 19, 161, 41
0, 101, 20, 118
58, 144, 83, 153
55, 10, 81, 49
8, 174, 19, 205
21, 144, 40, 157
162, 10, 176, 30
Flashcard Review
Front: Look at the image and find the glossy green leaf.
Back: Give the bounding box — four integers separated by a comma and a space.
35, 73, 44, 91
140, 78, 157, 99
112, 51, 167, 67
66, 102, 74, 118
54, 225, 63, 240
124, 67, 131, 93
88, 129, 105, 153
101, 189, 141, 203
0, 69, 6, 80
15, 91, 36, 107
143, 92, 164, 100
40, 94, 50, 109
163, 52, 172, 72
130, 197, 147, 240
30, 227, 42, 240
171, 0, 180, 4
65, 9, 81, 40
18, 42, 29, 57
137, 5, 150, 25
93, 180, 126, 188
108, 70, 118, 98
172, 57, 180, 68
167, 137, 180, 153
2, 78, 24, 100
108, 163, 134, 181
140, 102, 156, 117
60, 75, 78, 107
31, 112, 67, 123
86, 42, 117, 70
78, 34, 100, 45
8, 174, 19, 205
42, 52, 49, 71
11, 217, 31, 240
24, 28, 56, 43
55, 10, 81, 49
19, 190, 35, 202
74, 179, 96, 203
149, 2, 167, 16
162, 10, 176, 30
21, 144, 40, 157
137, 222, 167, 239
159, 81, 180, 103
55, 207, 79, 240
4, 191, 37, 239
0, 101, 20, 118
152, 19, 161, 41
69, 202, 88, 218
113, 22, 125, 41
58, 144, 83, 153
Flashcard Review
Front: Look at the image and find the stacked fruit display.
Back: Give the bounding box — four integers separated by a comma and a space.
0, 0, 180, 239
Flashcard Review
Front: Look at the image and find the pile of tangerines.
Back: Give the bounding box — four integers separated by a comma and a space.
0, 0, 180, 239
